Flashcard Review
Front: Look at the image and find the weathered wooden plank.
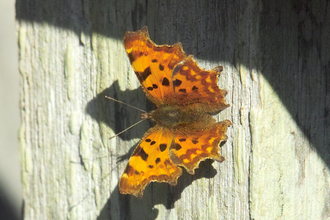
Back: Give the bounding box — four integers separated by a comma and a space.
17, 0, 329, 219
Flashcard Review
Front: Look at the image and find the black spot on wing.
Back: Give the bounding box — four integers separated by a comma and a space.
146, 84, 158, 91
155, 158, 161, 164
137, 147, 148, 161
179, 138, 186, 142
150, 141, 156, 145
162, 77, 170, 86
173, 143, 182, 151
192, 85, 198, 92
127, 53, 134, 63
137, 67, 152, 82
151, 59, 158, 63
173, 79, 182, 87
145, 139, 151, 142
159, 144, 167, 152
159, 64, 164, 71
192, 139, 198, 144
178, 89, 186, 93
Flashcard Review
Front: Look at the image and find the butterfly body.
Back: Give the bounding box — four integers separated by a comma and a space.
149, 105, 215, 129
118, 27, 231, 198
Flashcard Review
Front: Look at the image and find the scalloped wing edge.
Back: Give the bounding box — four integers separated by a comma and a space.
168, 119, 232, 175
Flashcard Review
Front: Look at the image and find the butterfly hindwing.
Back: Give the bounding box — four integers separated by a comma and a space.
119, 125, 182, 198
169, 120, 232, 174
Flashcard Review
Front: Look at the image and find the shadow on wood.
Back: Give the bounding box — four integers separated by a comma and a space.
0, 182, 21, 220
16, 0, 330, 218
85, 80, 154, 141
97, 159, 218, 220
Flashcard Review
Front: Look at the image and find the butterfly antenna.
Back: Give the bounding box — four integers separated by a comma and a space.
105, 95, 150, 140
105, 96, 147, 113
108, 118, 146, 140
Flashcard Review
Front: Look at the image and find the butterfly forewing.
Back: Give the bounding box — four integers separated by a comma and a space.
124, 27, 187, 106
171, 56, 229, 113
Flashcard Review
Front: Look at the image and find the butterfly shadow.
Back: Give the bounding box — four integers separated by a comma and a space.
86, 81, 221, 219
97, 159, 219, 220
85, 80, 156, 142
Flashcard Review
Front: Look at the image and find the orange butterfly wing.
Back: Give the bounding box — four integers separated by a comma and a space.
171, 55, 229, 113
119, 125, 182, 198
124, 27, 187, 106
169, 120, 232, 175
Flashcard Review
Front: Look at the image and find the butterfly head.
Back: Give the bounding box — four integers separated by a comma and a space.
141, 112, 150, 119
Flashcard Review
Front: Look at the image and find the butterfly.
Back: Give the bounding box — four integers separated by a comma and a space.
118, 27, 231, 198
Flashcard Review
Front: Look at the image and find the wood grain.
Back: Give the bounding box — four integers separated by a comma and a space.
17, 0, 330, 219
